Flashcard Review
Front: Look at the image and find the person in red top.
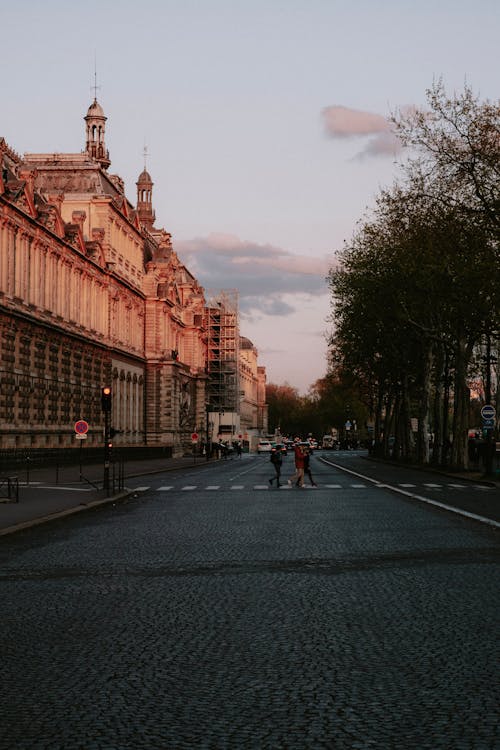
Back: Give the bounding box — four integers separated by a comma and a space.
288, 438, 306, 487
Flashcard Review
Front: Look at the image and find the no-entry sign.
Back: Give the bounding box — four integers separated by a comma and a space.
191, 432, 199, 443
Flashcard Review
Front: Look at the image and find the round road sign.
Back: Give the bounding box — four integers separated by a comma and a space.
191, 432, 199, 443
74, 420, 89, 435
481, 404, 496, 420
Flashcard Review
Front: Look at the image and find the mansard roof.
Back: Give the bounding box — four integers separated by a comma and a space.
240, 336, 255, 350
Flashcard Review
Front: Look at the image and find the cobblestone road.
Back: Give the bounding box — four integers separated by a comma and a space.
1, 455, 499, 749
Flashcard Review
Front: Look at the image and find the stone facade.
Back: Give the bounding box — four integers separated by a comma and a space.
0, 98, 267, 456
240, 336, 268, 440
0, 101, 207, 454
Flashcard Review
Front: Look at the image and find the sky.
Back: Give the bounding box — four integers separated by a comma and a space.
1, 0, 499, 393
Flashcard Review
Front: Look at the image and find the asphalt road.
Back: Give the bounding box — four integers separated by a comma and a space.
1, 451, 499, 750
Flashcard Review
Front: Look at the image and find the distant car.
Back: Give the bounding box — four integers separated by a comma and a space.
257, 440, 272, 453
272, 442, 287, 456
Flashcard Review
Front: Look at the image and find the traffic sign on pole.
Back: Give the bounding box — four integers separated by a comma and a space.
191, 432, 199, 443
481, 404, 496, 420
74, 420, 89, 435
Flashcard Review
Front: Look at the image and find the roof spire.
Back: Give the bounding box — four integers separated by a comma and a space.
84, 63, 110, 170
91, 52, 101, 102
136, 145, 155, 230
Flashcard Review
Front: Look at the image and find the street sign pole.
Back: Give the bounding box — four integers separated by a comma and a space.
74, 421, 89, 482
191, 432, 199, 464
480, 402, 496, 478
104, 410, 110, 496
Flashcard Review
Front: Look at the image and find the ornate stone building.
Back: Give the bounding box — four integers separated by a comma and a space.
239, 336, 268, 442
0, 99, 207, 454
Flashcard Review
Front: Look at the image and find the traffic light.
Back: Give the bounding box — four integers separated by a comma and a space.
101, 386, 112, 412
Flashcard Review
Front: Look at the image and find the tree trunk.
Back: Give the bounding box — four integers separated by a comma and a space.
431, 344, 444, 465
417, 344, 433, 464
451, 337, 473, 469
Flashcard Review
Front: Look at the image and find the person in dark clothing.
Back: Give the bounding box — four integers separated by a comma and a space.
269, 447, 283, 487
302, 447, 317, 487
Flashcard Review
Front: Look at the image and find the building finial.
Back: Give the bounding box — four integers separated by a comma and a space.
91, 52, 101, 101
143, 141, 149, 170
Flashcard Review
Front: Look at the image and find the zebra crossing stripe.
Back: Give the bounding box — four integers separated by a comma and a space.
131, 482, 494, 494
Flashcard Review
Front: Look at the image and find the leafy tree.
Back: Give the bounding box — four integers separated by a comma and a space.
266, 382, 302, 436
327, 82, 499, 470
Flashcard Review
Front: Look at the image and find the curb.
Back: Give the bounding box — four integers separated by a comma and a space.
0, 489, 134, 537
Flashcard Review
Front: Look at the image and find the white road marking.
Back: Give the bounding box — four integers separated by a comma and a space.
229, 463, 260, 480
351, 484, 366, 488
230, 485, 244, 490
22, 485, 95, 492
206, 485, 220, 490
158, 486, 174, 491
319, 456, 500, 529
254, 485, 270, 490
424, 483, 442, 488
399, 483, 416, 488
132, 486, 150, 492
181, 486, 197, 491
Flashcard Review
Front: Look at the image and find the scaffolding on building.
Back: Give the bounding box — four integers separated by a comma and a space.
205, 290, 240, 414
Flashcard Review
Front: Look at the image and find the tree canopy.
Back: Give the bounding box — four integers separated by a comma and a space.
327, 82, 500, 470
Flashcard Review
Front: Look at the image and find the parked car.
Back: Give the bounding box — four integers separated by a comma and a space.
257, 440, 272, 453
272, 442, 287, 456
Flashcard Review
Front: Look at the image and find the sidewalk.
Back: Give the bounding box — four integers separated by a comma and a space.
0, 454, 210, 536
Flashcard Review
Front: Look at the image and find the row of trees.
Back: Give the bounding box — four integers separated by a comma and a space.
266, 376, 369, 443
327, 82, 499, 470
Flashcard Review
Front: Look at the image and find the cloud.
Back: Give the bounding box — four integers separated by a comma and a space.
321, 104, 402, 157
174, 233, 332, 316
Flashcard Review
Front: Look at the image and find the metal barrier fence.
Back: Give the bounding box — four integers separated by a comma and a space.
111, 455, 125, 494
0, 475, 19, 503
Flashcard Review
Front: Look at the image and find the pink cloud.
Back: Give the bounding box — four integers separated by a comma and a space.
322, 105, 390, 137
321, 105, 403, 157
